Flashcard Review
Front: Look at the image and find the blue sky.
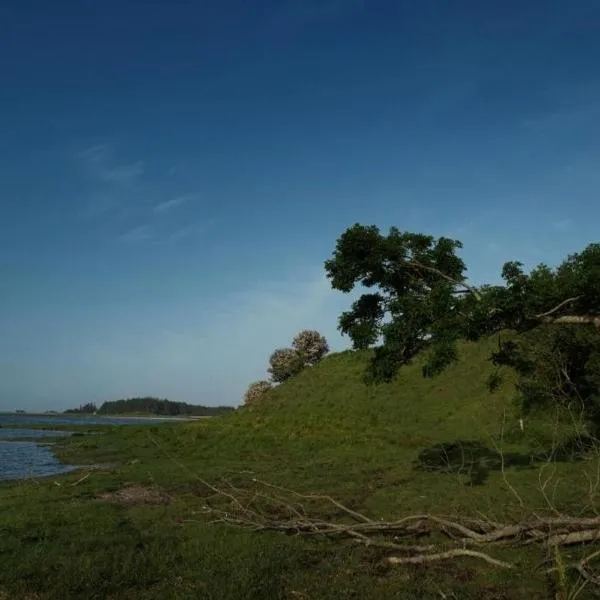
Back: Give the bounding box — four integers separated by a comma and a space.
1, 0, 600, 410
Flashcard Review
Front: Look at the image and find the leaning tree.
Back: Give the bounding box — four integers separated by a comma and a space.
324, 223, 600, 429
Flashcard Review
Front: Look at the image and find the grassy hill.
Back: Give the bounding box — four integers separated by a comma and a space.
1, 338, 597, 599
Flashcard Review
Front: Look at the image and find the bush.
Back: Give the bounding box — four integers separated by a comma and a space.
243, 381, 273, 406
292, 329, 329, 365
268, 348, 305, 383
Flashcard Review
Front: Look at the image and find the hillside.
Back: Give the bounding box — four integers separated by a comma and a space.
1, 337, 596, 600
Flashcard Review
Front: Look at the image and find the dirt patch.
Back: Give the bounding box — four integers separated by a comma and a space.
0, 590, 40, 600
96, 484, 172, 506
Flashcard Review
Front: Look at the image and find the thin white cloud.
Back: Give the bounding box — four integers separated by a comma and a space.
119, 225, 152, 243
79, 144, 144, 185
101, 161, 144, 184
167, 164, 186, 177
167, 218, 215, 242
153, 195, 190, 214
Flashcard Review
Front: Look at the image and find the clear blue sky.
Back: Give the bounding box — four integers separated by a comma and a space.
1, 0, 599, 410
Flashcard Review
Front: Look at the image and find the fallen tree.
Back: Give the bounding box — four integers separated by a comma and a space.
176, 474, 600, 588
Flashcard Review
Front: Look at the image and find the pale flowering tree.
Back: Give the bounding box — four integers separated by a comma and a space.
268, 347, 305, 383
243, 380, 273, 406
292, 329, 329, 365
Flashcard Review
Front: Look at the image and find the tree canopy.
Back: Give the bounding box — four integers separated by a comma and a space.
325, 224, 600, 428
243, 381, 273, 407
292, 329, 330, 365
268, 348, 306, 383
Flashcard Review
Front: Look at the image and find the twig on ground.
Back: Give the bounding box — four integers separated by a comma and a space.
70, 473, 91, 487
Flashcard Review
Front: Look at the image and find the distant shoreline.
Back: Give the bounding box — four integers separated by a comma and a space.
0, 412, 213, 421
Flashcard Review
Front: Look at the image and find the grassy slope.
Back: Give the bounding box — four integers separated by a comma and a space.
0, 338, 596, 599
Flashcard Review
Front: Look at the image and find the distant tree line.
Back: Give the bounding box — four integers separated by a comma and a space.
64, 402, 97, 414
64, 397, 234, 417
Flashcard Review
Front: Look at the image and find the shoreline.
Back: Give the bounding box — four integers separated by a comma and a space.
0, 412, 213, 421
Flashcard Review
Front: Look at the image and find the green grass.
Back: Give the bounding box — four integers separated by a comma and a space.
1, 337, 598, 599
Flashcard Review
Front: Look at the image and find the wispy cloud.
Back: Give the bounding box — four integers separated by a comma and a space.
78, 143, 154, 239
119, 225, 152, 243
167, 218, 215, 242
167, 164, 186, 177
152, 195, 190, 214
77, 143, 211, 246
79, 144, 144, 185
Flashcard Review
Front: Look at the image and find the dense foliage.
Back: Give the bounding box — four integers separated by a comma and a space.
243, 380, 273, 406
292, 329, 330, 365
65, 397, 234, 417
267, 330, 330, 384
325, 223, 600, 428
268, 348, 306, 383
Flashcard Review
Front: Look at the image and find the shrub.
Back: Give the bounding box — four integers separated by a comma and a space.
268, 348, 305, 383
243, 380, 273, 406
292, 329, 329, 365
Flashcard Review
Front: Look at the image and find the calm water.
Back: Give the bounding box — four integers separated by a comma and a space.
0, 414, 176, 481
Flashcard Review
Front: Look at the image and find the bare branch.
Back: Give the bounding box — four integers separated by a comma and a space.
387, 549, 513, 569
535, 296, 583, 318
180, 472, 600, 586
251, 478, 375, 524
542, 315, 600, 327
406, 259, 482, 301
546, 529, 600, 547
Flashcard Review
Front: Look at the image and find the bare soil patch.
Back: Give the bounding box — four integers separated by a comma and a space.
96, 484, 172, 506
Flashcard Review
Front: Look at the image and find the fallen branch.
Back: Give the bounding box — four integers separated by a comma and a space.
146, 431, 600, 582
387, 548, 513, 569
181, 476, 600, 583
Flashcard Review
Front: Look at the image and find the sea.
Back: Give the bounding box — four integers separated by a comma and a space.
0, 413, 176, 481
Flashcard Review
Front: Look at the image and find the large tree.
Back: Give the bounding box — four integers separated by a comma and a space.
325, 224, 600, 427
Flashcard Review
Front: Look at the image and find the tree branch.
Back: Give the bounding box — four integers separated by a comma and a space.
404, 259, 482, 301
535, 296, 582, 318
542, 315, 600, 327
184, 476, 600, 586
386, 548, 513, 569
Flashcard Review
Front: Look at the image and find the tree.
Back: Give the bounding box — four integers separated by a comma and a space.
243, 381, 273, 406
325, 223, 600, 428
268, 348, 305, 383
292, 329, 330, 365
64, 402, 97, 414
